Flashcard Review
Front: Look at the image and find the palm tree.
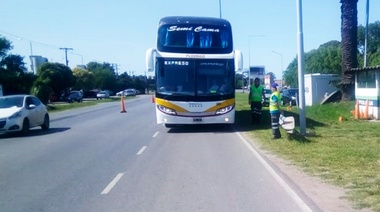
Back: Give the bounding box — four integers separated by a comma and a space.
340, 0, 358, 101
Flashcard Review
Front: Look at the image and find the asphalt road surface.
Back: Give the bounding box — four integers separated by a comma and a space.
0, 95, 322, 212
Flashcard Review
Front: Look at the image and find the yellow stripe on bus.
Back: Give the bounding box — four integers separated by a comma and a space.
155, 98, 235, 113
155, 98, 189, 112
204, 98, 235, 112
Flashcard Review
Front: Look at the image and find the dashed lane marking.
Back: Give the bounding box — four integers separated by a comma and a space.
101, 173, 124, 195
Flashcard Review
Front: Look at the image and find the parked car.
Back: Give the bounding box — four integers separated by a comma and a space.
0, 95, 49, 134
116, 89, 136, 96
103, 90, 114, 96
281, 88, 299, 106
96, 91, 110, 100
262, 89, 272, 107
83, 91, 98, 98
61, 91, 83, 103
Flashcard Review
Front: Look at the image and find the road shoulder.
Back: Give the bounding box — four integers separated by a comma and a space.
240, 131, 370, 212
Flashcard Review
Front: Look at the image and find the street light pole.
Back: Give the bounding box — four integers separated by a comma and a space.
219, 0, 222, 18
364, 0, 369, 67
296, 0, 306, 135
59, 47, 73, 66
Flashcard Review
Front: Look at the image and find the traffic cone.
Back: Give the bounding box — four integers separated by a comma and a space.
151, 95, 155, 103
120, 95, 127, 113
354, 99, 359, 119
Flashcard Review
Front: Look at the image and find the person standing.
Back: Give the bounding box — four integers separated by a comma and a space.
248, 78, 265, 125
269, 83, 281, 139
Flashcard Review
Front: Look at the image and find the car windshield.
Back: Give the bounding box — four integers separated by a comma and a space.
0, 96, 24, 108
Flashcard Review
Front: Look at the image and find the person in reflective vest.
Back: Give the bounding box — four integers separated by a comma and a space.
270, 83, 281, 139
249, 78, 265, 125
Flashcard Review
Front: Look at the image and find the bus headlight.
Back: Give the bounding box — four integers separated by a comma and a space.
157, 105, 177, 115
215, 105, 234, 115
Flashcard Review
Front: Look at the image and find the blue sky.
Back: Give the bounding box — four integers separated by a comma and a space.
1, 0, 379, 79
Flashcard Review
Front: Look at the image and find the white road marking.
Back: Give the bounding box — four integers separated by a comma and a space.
236, 132, 312, 212
136, 146, 147, 155
152, 131, 159, 138
101, 173, 124, 195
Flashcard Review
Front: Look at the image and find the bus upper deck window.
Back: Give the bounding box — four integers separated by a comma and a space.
186, 31, 194, 48
200, 32, 212, 48
221, 31, 229, 48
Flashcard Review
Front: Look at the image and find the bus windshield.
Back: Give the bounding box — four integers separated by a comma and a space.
157, 24, 233, 54
156, 58, 234, 101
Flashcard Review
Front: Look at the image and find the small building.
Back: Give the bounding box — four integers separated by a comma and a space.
304, 73, 341, 106
30, 55, 48, 75
350, 65, 380, 119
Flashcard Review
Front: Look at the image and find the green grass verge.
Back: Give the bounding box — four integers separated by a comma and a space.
235, 92, 380, 211
46, 97, 131, 113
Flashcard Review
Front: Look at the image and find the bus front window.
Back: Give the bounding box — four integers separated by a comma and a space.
196, 60, 234, 95
156, 59, 195, 96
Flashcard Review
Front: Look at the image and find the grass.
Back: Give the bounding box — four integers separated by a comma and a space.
234, 92, 380, 211
46, 96, 131, 113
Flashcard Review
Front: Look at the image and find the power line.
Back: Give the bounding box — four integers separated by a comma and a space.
0, 29, 60, 50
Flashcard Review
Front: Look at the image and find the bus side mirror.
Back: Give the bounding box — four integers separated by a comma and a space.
234, 50, 243, 72
146, 48, 156, 72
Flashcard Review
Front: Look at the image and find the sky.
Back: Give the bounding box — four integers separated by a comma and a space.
1, 0, 379, 79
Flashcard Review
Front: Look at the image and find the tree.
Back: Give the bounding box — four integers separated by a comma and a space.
357, 21, 380, 66
35, 62, 75, 97
87, 61, 116, 91
0, 36, 12, 58
340, 0, 358, 101
0, 37, 34, 95
72, 67, 95, 91
283, 41, 342, 87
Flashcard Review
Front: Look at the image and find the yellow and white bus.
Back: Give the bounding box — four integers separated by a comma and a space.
146, 16, 242, 127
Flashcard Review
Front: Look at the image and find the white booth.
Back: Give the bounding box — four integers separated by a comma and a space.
304, 73, 341, 106
351, 66, 380, 120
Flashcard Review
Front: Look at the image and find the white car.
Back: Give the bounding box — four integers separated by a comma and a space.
116, 89, 136, 96
0, 95, 50, 134
96, 91, 110, 99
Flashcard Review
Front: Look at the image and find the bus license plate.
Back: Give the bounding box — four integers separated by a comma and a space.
193, 118, 203, 122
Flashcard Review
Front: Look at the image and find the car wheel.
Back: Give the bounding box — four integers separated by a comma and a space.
41, 114, 50, 130
21, 118, 30, 135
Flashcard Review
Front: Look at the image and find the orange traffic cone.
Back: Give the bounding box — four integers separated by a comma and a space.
354, 99, 359, 119
120, 95, 127, 113
151, 95, 155, 103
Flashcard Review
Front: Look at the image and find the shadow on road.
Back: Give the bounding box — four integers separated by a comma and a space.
0, 127, 71, 139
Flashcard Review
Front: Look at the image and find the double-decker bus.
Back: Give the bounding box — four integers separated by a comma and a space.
146, 16, 242, 127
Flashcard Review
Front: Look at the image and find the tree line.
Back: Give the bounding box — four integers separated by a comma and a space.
284, 20, 380, 91
0, 36, 153, 104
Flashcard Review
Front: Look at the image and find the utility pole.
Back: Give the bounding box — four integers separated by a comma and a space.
59, 47, 73, 66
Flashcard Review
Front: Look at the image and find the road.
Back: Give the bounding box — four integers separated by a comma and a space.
0, 95, 321, 212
